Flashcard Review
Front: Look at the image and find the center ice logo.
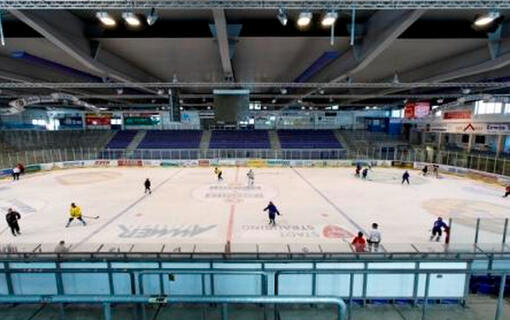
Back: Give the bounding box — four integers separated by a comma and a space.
192, 183, 278, 203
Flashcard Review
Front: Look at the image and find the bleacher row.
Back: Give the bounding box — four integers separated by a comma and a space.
106, 129, 342, 150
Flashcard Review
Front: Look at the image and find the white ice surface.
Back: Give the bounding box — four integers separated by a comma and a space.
0, 166, 509, 251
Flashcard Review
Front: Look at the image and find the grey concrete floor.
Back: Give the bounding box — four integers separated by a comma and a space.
0, 295, 508, 320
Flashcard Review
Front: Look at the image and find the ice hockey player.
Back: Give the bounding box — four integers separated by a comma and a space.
351, 232, 366, 252
247, 169, 255, 186
432, 165, 439, 178
430, 217, 448, 242
422, 165, 428, 176
12, 165, 20, 181
5, 208, 21, 236
503, 185, 510, 198
367, 223, 381, 252
402, 171, 410, 184
214, 167, 223, 182
144, 178, 152, 194
361, 168, 368, 180
263, 201, 281, 226
66, 203, 87, 227
355, 163, 361, 177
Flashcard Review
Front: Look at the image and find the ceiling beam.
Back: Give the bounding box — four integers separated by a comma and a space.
1, 81, 510, 89
308, 10, 425, 84
1, 0, 509, 10
212, 9, 234, 81
9, 10, 160, 85
346, 36, 510, 103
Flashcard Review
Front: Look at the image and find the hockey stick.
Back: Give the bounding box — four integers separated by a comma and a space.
82, 215, 100, 219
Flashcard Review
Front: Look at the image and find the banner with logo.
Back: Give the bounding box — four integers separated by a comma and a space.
404, 102, 430, 119
443, 110, 472, 120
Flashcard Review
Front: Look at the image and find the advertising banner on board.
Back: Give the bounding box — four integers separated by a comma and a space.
0, 168, 12, 178
246, 159, 267, 167
118, 159, 143, 167
199, 160, 210, 167
267, 160, 291, 167
443, 110, 472, 120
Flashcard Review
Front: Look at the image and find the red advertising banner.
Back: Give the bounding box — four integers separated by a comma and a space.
404, 102, 430, 119
85, 113, 112, 126
443, 110, 472, 120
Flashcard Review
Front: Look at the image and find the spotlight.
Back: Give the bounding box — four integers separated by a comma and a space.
122, 12, 141, 26
319, 89, 325, 95
280, 88, 287, 95
297, 12, 312, 27
157, 89, 164, 95
321, 11, 338, 27
146, 8, 159, 26
277, 8, 288, 26
116, 88, 123, 95
96, 12, 116, 26
272, 99, 277, 104
474, 11, 500, 26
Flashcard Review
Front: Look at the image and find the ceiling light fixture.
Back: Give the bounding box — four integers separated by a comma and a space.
321, 11, 338, 26
297, 12, 312, 27
146, 8, 159, 26
277, 8, 288, 26
122, 12, 141, 26
474, 11, 500, 26
96, 12, 116, 26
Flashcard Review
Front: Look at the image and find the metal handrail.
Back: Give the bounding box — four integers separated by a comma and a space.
0, 295, 347, 320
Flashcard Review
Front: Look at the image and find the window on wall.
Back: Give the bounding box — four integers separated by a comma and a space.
475, 100, 503, 114
31, 119, 46, 126
505, 103, 510, 114
391, 109, 403, 118
475, 135, 486, 144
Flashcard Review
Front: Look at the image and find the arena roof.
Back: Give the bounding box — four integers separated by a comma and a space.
0, 4, 509, 112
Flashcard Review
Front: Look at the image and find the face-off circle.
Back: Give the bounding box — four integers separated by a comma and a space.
422, 198, 510, 233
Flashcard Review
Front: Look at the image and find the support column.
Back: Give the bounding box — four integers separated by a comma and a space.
437, 132, 443, 150
467, 134, 474, 153
496, 135, 505, 157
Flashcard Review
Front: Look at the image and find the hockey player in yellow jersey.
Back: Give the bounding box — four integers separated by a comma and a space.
66, 202, 87, 227
214, 167, 223, 182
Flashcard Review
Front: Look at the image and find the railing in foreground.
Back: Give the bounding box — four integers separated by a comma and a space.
2, 241, 510, 259
1, 147, 510, 176
0, 295, 347, 320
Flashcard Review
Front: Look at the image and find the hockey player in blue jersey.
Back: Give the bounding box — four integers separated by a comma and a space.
263, 201, 281, 226
430, 217, 448, 242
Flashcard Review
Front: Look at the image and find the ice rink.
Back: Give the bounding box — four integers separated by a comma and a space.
0, 166, 509, 252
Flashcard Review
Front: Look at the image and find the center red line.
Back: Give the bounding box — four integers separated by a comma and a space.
225, 166, 240, 249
